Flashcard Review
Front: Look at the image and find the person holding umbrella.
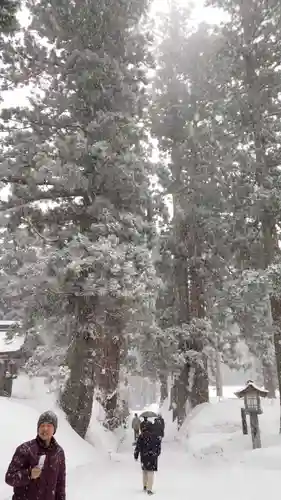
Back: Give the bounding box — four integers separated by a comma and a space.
153, 414, 165, 440
139, 411, 157, 433
134, 419, 161, 495
140, 416, 148, 433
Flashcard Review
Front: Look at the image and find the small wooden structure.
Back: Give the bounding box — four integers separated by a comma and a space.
0, 321, 23, 397
235, 380, 268, 449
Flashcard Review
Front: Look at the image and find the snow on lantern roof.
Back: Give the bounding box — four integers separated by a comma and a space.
0, 320, 18, 328
234, 380, 268, 399
0, 334, 24, 353
0, 321, 24, 353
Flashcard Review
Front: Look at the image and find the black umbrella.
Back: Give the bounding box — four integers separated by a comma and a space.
140, 410, 158, 418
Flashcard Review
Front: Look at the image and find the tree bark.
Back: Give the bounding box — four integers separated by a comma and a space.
169, 382, 177, 421
159, 372, 168, 404
60, 330, 95, 439
190, 352, 209, 408
189, 260, 209, 407
270, 297, 281, 431
174, 365, 190, 428
263, 361, 276, 399
215, 350, 223, 398
95, 333, 121, 430
173, 227, 190, 426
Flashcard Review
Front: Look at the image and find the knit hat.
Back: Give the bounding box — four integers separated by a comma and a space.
37, 411, 58, 434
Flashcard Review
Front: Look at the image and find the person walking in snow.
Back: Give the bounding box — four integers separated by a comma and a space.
5, 410, 65, 500
140, 415, 148, 433
153, 414, 165, 440
132, 413, 141, 442
134, 421, 161, 495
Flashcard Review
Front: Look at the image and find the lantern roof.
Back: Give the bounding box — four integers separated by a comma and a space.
0, 321, 23, 353
234, 380, 268, 399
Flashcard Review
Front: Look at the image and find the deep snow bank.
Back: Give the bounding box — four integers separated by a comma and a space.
11, 374, 121, 456
182, 396, 281, 467
0, 397, 97, 467
86, 399, 127, 458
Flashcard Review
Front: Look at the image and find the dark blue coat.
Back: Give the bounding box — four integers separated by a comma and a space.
134, 431, 161, 471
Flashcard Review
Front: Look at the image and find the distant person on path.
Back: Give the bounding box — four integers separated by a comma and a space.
5, 410, 65, 500
134, 421, 161, 495
132, 413, 141, 442
140, 415, 148, 433
153, 414, 165, 439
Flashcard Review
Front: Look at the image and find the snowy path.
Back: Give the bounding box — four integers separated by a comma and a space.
67, 438, 278, 500
2, 393, 280, 500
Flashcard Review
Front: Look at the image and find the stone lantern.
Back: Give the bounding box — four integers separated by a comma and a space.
235, 380, 268, 449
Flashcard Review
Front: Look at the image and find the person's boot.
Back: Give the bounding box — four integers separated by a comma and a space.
147, 490, 153, 495
143, 486, 147, 492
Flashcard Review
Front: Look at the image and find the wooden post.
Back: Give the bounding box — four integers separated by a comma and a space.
3, 376, 13, 397
0, 360, 4, 396
241, 408, 248, 434
249, 412, 261, 449
215, 350, 223, 398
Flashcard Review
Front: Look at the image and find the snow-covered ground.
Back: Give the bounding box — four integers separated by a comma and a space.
1, 377, 281, 500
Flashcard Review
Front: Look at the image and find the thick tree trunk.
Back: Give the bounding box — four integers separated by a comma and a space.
271, 297, 281, 431
174, 253, 189, 324
190, 353, 209, 408
95, 334, 121, 430
190, 262, 205, 319
159, 372, 168, 404
2, 376, 13, 397
169, 382, 177, 421
172, 238, 209, 422
173, 249, 190, 426
215, 350, 223, 398
171, 144, 210, 425
263, 361, 276, 399
189, 262, 209, 407
174, 365, 190, 428
60, 331, 95, 438
171, 148, 193, 427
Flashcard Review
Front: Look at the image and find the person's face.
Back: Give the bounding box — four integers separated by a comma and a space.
38, 422, 54, 442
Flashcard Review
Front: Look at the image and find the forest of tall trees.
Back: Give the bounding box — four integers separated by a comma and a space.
1, 0, 281, 436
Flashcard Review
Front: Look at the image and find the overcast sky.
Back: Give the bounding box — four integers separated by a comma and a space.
152, 0, 224, 24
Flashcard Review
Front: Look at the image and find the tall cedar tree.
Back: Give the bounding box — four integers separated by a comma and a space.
150, 1, 276, 423
0, 0, 158, 436
151, 5, 235, 426
207, 0, 281, 407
